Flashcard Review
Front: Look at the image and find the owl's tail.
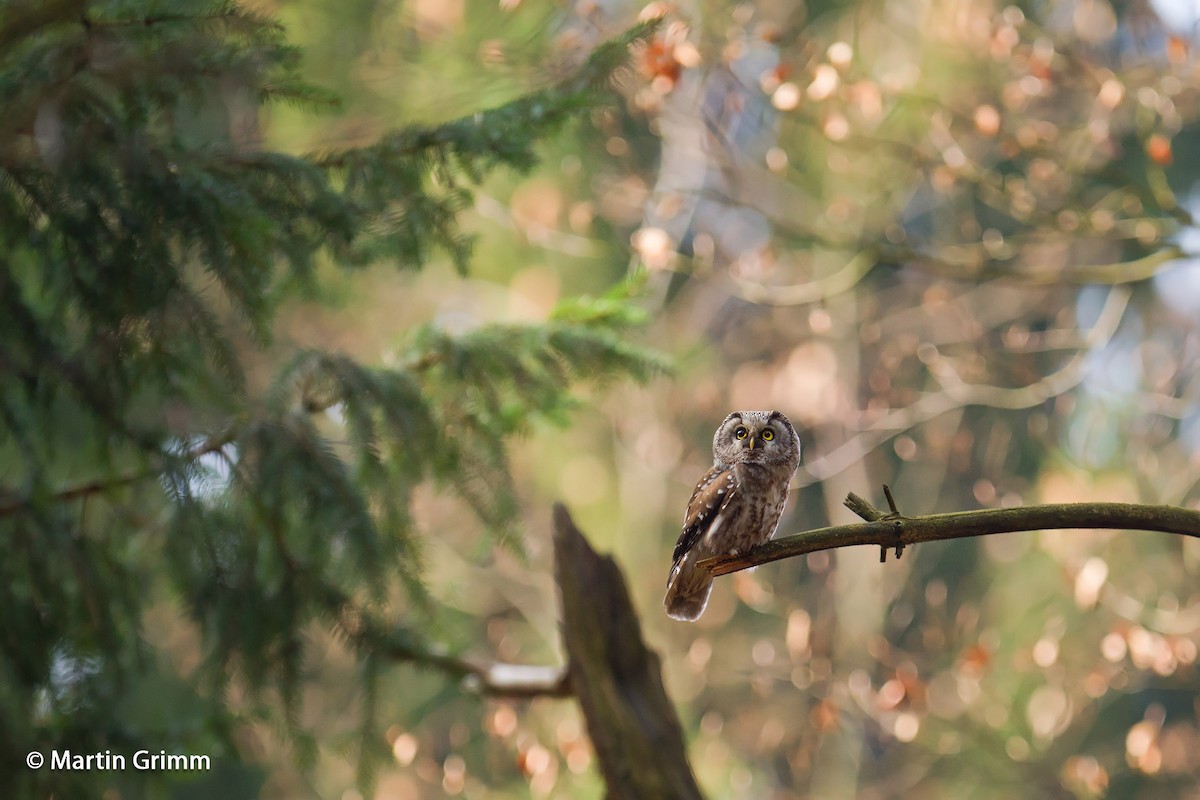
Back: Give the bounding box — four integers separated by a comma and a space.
664, 550, 713, 622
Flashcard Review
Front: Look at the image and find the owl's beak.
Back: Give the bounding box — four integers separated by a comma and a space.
748, 438, 755, 450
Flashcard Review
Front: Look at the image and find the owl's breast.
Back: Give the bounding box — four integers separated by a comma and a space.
702, 462, 791, 553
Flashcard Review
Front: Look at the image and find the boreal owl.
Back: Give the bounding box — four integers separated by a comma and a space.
664, 410, 801, 621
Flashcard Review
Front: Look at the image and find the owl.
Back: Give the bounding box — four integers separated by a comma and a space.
664, 410, 801, 621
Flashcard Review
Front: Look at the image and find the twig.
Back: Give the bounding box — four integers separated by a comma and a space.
699, 496, 1200, 577
882, 485, 899, 515
843, 491, 886, 522
866, 485, 906, 562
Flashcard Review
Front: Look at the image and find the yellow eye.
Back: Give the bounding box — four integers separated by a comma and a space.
762, 429, 775, 441
734, 427, 748, 440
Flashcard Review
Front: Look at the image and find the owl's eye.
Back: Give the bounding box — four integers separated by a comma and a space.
761, 429, 775, 441
734, 426, 748, 440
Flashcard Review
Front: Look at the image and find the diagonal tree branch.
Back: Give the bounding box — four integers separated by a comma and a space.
374, 630, 571, 699
700, 489, 1200, 577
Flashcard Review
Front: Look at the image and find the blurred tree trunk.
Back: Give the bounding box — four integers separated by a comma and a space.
809, 287, 893, 798
552, 504, 705, 800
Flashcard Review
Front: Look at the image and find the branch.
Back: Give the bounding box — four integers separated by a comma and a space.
79, 11, 242, 30
0, 426, 240, 518
699, 491, 1200, 577
375, 632, 571, 699
729, 250, 877, 305
726, 242, 1181, 310
0, 470, 143, 517
794, 285, 1129, 487
341, 596, 573, 699
0, 0, 88, 51
889, 242, 1188, 287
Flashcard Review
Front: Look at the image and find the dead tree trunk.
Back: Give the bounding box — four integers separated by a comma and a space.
552, 503, 704, 800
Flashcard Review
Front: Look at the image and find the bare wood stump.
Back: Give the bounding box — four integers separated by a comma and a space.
552, 504, 704, 800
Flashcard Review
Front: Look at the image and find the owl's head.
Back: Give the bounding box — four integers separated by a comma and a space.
713, 410, 801, 466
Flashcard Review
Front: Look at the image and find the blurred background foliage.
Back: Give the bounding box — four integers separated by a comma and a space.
3, 0, 1200, 798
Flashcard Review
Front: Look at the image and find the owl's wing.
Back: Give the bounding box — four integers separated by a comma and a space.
671, 464, 738, 565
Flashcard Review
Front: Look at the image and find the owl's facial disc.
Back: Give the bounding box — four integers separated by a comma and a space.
715, 410, 800, 466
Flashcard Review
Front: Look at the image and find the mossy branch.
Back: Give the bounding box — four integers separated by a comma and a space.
699, 487, 1200, 577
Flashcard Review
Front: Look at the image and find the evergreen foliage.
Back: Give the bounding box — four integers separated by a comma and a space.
0, 2, 661, 795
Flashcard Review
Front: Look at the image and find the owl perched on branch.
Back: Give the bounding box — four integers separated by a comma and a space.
664, 411, 801, 621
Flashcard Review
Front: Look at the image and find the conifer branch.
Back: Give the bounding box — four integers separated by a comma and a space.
0, 0, 88, 51
0, 471, 144, 517
699, 490, 1200, 577
0, 426, 239, 518
79, 9, 250, 31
